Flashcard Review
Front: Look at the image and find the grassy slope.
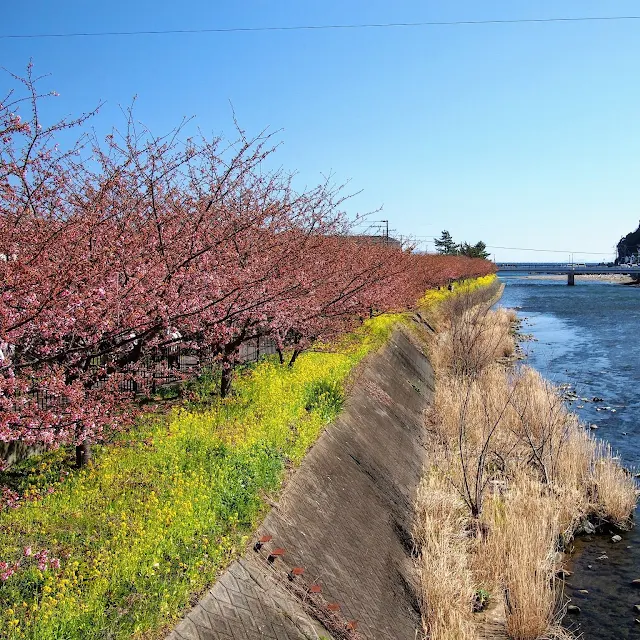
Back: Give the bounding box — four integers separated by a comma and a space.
0, 274, 496, 639
0, 314, 402, 639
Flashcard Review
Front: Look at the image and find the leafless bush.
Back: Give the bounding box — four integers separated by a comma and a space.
431, 295, 515, 377
431, 367, 519, 518
415, 296, 636, 639
508, 368, 575, 486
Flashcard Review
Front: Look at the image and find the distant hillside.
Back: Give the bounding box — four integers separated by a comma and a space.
617, 222, 640, 263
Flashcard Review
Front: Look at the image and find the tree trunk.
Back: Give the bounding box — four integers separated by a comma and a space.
276, 347, 285, 365
219, 332, 247, 397
220, 366, 234, 398
288, 349, 301, 368
76, 440, 92, 468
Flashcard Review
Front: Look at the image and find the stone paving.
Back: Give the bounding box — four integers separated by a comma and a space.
168, 557, 327, 640
168, 324, 434, 640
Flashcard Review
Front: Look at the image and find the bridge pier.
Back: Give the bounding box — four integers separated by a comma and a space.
567, 272, 575, 286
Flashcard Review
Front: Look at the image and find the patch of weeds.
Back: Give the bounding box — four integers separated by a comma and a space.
473, 588, 491, 612
304, 379, 344, 421
182, 369, 222, 406
0, 448, 75, 499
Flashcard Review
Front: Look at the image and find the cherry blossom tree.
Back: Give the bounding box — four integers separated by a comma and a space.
1, 65, 496, 465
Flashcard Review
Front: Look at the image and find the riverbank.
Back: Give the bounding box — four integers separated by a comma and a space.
499, 275, 640, 638
413, 285, 638, 640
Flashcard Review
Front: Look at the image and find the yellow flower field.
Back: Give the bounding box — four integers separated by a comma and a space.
0, 277, 494, 639
0, 313, 400, 639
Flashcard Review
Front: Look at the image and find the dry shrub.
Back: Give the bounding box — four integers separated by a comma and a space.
509, 368, 567, 445
432, 365, 513, 442
414, 296, 637, 640
414, 473, 476, 640
508, 369, 586, 491
592, 442, 638, 528
552, 426, 595, 536
505, 308, 519, 323
429, 367, 518, 518
501, 482, 564, 640
473, 485, 576, 640
431, 296, 515, 377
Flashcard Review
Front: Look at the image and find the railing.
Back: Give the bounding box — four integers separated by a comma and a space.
28, 336, 278, 410
496, 263, 640, 272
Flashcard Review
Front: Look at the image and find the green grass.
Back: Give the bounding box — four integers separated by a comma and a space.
0, 312, 401, 640
0, 273, 496, 640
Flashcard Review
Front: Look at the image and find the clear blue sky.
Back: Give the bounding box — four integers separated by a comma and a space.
3, 1, 640, 261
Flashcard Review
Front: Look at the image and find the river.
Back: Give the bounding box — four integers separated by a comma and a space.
499, 273, 640, 639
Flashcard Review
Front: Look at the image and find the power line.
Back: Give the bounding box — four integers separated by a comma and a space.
404, 237, 612, 255
3, 15, 640, 40
485, 245, 611, 255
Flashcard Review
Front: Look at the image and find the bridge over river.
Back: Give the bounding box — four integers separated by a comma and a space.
496, 263, 640, 285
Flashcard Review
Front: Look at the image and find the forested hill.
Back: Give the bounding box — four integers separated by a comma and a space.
617, 222, 640, 261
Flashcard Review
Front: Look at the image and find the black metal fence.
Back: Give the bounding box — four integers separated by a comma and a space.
29, 336, 278, 410
238, 336, 279, 363
4, 338, 280, 467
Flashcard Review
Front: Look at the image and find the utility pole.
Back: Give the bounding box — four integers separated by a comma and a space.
381, 219, 389, 245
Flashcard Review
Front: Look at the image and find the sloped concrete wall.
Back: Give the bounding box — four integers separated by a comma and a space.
169, 322, 434, 640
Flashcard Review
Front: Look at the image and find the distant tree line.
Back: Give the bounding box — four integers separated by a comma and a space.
434, 230, 491, 260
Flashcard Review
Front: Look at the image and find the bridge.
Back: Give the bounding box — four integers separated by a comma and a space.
495, 263, 640, 285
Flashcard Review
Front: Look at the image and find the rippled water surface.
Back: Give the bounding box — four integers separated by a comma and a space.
499, 274, 640, 639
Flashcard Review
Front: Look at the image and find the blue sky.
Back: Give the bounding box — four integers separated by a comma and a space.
3, 1, 640, 261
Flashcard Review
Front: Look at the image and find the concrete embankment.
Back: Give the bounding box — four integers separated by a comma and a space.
168, 322, 434, 640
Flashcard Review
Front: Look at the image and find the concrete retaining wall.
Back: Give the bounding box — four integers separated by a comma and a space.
168, 322, 434, 640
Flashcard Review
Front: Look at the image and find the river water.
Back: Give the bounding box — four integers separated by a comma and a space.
499, 273, 640, 639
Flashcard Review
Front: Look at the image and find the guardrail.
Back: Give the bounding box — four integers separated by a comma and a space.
496, 264, 640, 273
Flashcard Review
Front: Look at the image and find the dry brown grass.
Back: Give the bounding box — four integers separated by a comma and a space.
415, 291, 636, 640
430, 303, 515, 377
591, 442, 638, 528
414, 474, 477, 640
500, 483, 562, 640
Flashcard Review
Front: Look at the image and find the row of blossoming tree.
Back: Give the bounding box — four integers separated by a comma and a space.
0, 66, 494, 465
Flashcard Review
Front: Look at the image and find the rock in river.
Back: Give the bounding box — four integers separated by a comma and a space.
576, 519, 596, 535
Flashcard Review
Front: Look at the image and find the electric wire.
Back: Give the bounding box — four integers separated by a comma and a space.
3, 15, 640, 40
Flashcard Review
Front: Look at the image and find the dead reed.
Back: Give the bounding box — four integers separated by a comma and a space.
414, 289, 637, 640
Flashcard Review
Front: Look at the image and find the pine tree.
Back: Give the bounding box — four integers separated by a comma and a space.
459, 241, 490, 260
434, 230, 459, 255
